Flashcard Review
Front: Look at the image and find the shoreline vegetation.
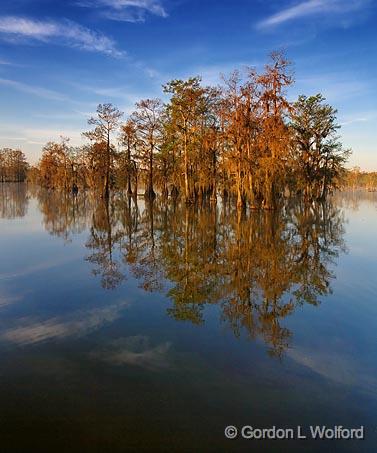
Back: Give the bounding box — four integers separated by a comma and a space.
1, 52, 375, 206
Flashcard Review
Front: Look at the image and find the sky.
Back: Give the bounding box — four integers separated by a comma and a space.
0, 0, 376, 170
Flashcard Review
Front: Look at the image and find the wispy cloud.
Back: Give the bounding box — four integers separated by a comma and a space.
0, 300, 130, 345
339, 110, 377, 126
0, 123, 86, 151
0, 16, 124, 57
183, 61, 262, 86
293, 72, 368, 102
0, 136, 27, 141
287, 345, 377, 395
0, 292, 26, 308
340, 117, 368, 127
0, 77, 69, 101
256, 0, 368, 30
92, 336, 172, 370
77, 0, 168, 22
22, 127, 85, 146
0, 256, 81, 280
0, 77, 98, 110
69, 81, 143, 105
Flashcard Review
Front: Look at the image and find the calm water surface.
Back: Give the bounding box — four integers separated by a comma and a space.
0, 184, 377, 452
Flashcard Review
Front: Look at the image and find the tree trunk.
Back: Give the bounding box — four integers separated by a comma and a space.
183, 127, 191, 203
145, 147, 156, 199
127, 144, 133, 195
211, 149, 217, 203
105, 131, 110, 199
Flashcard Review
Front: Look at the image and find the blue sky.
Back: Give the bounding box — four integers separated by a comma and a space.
0, 0, 376, 169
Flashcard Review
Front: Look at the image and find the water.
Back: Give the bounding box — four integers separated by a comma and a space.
0, 184, 376, 452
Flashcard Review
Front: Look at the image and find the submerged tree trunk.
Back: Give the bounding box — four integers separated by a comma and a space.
133, 163, 138, 199
183, 127, 192, 204
236, 160, 243, 209
127, 144, 133, 196
104, 132, 111, 199
263, 173, 275, 210
145, 147, 156, 199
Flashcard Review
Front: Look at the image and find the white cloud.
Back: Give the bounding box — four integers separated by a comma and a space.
0, 136, 27, 141
287, 345, 377, 394
339, 110, 377, 127
257, 0, 368, 30
77, 0, 168, 22
0, 77, 98, 111
0, 16, 124, 57
340, 117, 368, 127
292, 72, 368, 102
0, 256, 81, 280
0, 300, 130, 345
0, 123, 86, 158
70, 81, 139, 101
0, 293, 25, 308
92, 335, 172, 370
0, 77, 69, 101
184, 61, 261, 86
22, 127, 85, 146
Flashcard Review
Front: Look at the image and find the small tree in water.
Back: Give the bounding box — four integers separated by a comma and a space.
290, 94, 350, 201
131, 98, 163, 200
83, 103, 123, 198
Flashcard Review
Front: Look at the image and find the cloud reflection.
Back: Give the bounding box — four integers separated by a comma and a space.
287, 346, 377, 394
0, 300, 129, 345
92, 335, 172, 370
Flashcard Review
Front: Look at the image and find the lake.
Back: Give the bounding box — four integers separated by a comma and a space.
0, 183, 376, 452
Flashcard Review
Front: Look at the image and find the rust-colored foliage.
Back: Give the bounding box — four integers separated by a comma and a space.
20, 52, 349, 208
0, 148, 28, 182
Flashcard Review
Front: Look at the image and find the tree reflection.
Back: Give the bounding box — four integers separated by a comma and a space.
0, 183, 29, 219
216, 201, 346, 357
85, 196, 126, 289
33, 189, 346, 357
36, 188, 90, 241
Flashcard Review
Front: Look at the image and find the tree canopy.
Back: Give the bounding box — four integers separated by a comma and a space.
5, 51, 351, 208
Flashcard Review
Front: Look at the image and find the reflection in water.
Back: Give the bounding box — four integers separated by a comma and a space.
2, 185, 347, 357
0, 182, 29, 219
92, 336, 172, 371
35, 186, 91, 242
1, 300, 129, 345
86, 197, 126, 289
335, 189, 377, 212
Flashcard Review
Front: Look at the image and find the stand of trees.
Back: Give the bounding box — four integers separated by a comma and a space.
28, 52, 350, 208
344, 167, 377, 191
0, 148, 28, 182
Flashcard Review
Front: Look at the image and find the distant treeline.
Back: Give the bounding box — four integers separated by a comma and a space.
24, 52, 350, 208
0, 148, 28, 182
344, 168, 377, 191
